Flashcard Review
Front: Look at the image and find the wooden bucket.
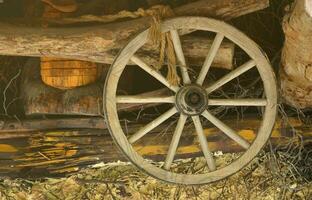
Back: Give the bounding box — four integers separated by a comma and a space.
40, 57, 99, 90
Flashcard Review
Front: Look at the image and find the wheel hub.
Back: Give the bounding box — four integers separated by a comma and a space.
175, 84, 208, 116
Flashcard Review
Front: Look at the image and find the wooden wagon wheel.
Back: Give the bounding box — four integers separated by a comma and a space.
103, 17, 277, 185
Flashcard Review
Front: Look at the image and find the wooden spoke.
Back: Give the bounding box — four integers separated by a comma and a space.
129, 107, 177, 143
170, 30, 191, 84
192, 116, 216, 171
164, 114, 187, 170
196, 33, 224, 85
206, 60, 256, 94
201, 110, 250, 149
131, 56, 179, 92
104, 17, 277, 184
117, 95, 175, 104
208, 99, 267, 106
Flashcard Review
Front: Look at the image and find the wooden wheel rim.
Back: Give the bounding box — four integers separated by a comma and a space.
103, 17, 277, 185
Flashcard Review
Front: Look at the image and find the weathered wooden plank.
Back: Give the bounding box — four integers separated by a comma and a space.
0, 116, 310, 178
0, 0, 268, 66
0, 118, 106, 135
0, 29, 234, 69
174, 0, 269, 20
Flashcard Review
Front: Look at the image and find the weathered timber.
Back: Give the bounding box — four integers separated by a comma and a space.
0, 0, 268, 68
0, 118, 106, 135
139, 35, 235, 69
0, 117, 310, 178
174, 0, 269, 20
42, 0, 78, 13
281, 0, 312, 108
0, 28, 234, 69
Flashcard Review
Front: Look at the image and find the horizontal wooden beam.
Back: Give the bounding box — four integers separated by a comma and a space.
0, 116, 310, 178
0, 0, 268, 66
174, 0, 269, 20
0, 118, 106, 135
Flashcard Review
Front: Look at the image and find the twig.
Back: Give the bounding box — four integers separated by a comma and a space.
76, 178, 125, 187
2, 69, 21, 115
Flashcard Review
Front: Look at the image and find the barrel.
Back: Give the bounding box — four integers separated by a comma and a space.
40, 57, 99, 90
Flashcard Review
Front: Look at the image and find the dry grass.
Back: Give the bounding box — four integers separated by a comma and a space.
0, 143, 311, 200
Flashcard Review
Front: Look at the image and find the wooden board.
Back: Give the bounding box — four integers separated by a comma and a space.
0, 116, 310, 178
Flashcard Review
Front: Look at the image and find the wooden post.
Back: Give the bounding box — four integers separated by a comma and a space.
281, 0, 312, 108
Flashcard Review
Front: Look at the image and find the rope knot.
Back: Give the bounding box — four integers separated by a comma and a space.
145, 5, 180, 86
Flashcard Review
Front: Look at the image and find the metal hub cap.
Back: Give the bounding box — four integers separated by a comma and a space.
175, 84, 208, 116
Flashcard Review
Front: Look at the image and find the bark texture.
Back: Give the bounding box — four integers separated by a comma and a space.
0, 23, 234, 69
281, 0, 312, 108
0, 0, 268, 67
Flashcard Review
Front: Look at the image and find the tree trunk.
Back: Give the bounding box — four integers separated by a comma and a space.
281, 0, 312, 108
0, 0, 268, 68
0, 117, 310, 178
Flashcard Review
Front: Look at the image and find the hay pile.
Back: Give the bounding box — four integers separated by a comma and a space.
0, 145, 311, 200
